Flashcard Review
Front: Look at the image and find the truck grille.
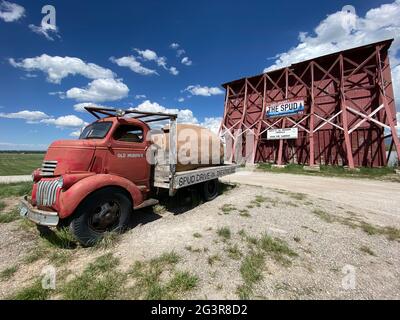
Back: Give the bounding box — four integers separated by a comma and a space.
41, 160, 57, 176
36, 179, 61, 207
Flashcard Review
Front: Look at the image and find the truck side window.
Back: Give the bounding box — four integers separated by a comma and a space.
113, 125, 144, 143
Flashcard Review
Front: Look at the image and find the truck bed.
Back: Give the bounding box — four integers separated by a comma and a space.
153, 164, 239, 192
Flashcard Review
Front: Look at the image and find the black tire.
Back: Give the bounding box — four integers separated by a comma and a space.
69, 187, 132, 246
202, 179, 219, 201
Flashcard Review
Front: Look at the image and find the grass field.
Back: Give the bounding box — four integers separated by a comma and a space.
257, 163, 400, 181
0, 153, 44, 176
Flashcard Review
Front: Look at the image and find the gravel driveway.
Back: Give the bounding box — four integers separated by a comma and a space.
0, 172, 399, 299
222, 171, 400, 219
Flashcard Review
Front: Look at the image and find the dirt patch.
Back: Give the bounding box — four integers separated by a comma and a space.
0, 178, 399, 299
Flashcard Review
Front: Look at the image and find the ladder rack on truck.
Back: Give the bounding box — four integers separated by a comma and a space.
85, 106, 239, 196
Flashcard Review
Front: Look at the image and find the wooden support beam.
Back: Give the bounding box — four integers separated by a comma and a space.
252, 76, 267, 163
218, 85, 230, 135
309, 62, 315, 166
276, 68, 289, 165
376, 47, 400, 162
339, 54, 355, 168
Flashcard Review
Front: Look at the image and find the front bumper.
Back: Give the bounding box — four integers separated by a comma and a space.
19, 196, 59, 227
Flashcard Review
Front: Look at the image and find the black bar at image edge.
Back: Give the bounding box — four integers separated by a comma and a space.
0, 300, 394, 318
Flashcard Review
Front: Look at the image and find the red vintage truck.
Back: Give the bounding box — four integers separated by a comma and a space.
19, 107, 238, 246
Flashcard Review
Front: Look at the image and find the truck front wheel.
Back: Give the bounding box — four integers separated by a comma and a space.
202, 179, 219, 201
69, 187, 132, 246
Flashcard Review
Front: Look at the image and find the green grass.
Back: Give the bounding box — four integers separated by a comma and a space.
61, 253, 125, 300
0, 153, 44, 176
150, 252, 180, 266
217, 227, 231, 240
0, 207, 20, 223
236, 231, 297, 299
166, 271, 198, 293
193, 232, 202, 238
360, 245, 376, 256
0, 200, 5, 211
254, 195, 268, 203
359, 222, 400, 241
220, 182, 237, 194
12, 251, 196, 300
237, 251, 265, 299
41, 227, 77, 249
93, 231, 120, 249
24, 246, 49, 264
220, 204, 236, 214
185, 246, 201, 253
0, 265, 18, 281
239, 209, 251, 217
153, 204, 167, 214
273, 189, 307, 201
128, 252, 197, 299
48, 250, 72, 266
0, 182, 33, 199
257, 163, 399, 181
207, 254, 221, 266
10, 279, 51, 300
312, 208, 334, 223
258, 234, 298, 266
22, 227, 77, 264
311, 207, 400, 242
226, 244, 242, 260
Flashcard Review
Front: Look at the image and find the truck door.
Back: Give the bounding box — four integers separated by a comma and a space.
107, 124, 150, 186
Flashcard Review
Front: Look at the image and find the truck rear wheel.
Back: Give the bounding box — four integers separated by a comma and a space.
202, 179, 219, 201
69, 187, 132, 246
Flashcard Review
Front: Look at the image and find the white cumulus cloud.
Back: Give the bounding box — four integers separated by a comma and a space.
70, 129, 83, 137
135, 49, 161, 63
113, 48, 179, 76
135, 94, 146, 99
185, 85, 224, 97
29, 22, 59, 41
181, 57, 192, 66
0, 110, 49, 123
263, 0, 400, 108
170, 42, 186, 57
132, 100, 222, 133
0, 0, 24, 22
135, 100, 198, 124
9, 54, 115, 84
65, 78, 129, 102
135, 48, 179, 75
41, 115, 86, 128
200, 117, 223, 134
110, 55, 158, 76
169, 43, 180, 49
169, 66, 179, 76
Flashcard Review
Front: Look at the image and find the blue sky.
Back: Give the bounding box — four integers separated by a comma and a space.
0, 0, 399, 150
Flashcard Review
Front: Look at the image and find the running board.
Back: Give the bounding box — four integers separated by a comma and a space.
134, 198, 159, 210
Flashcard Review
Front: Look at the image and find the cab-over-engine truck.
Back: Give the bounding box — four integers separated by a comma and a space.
19, 107, 238, 246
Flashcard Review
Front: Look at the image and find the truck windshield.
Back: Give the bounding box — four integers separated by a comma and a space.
79, 122, 112, 139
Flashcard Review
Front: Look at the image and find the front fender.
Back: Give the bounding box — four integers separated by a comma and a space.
57, 174, 144, 219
